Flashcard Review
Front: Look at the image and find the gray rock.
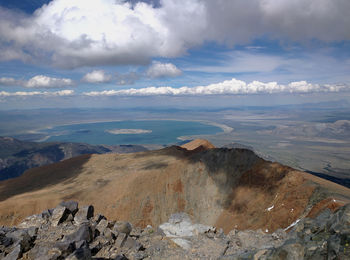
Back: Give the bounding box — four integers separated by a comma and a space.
158, 212, 212, 238
171, 237, 192, 250
124, 236, 143, 251
0, 235, 13, 247
18, 214, 46, 229
89, 235, 110, 255
92, 214, 106, 224
3, 244, 22, 260
130, 226, 142, 238
26, 244, 52, 260
115, 232, 127, 248
41, 209, 53, 219
60, 201, 79, 216
63, 224, 92, 243
328, 204, 350, 235
268, 239, 305, 259
327, 234, 341, 259
0, 227, 14, 233
74, 206, 94, 225
1, 201, 349, 260
66, 246, 92, 260
75, 240, 88, 249
51, 206, 70, 226
113, 221, 132, 235
103, 227, 115, 241
26, 226, 38, 238
53, 241, 76, 257
95, 218, 109, 235
6, 229, 33, 252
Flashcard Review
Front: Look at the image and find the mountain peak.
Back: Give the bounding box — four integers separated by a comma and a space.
0, 146, 349, 235
180, 139, 215, 151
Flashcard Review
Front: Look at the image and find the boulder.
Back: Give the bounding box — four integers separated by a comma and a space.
0, 235, 13, 247
6, 229, 33, 252
3, 244, 22, 260
51, 206, 70, 226
59, 201, 79, 216
113, 221, 132, 235
95, 218, 109, 235
115, 232, 127, 248
327, 204, 350, 235
63, 224, 92, 243
74, 206, 94, 225
89, 235, 110, 255
66, 246, 92, 260
158, 212, 212, 238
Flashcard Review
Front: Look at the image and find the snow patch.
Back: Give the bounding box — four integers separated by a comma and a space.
284, 219, 301, 231
266, 205, 274, 211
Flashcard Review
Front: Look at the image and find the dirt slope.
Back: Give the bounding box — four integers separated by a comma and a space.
180, 139, 215, 151
0, 140, 349, 233
0, 136, 147, 181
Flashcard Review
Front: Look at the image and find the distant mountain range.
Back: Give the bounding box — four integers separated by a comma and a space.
0, 136, 147, 181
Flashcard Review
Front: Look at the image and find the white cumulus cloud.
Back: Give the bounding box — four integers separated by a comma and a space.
146, 62, 182, 78
0, 0, 349, 68
25, 75, 74, 88
0, 0, 206, 68
0, 75, 74, 88
82, 70, 112, 83
83, 78, 349, 96
0, 77, 19, 86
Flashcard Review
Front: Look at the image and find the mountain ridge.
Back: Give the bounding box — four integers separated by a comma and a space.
0, 136, 147, 181
0, 139, 349, 235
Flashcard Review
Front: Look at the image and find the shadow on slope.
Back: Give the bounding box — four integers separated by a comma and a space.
0, 154, 91, 202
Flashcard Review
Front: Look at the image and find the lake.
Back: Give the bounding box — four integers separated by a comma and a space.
43, 120, 221, 145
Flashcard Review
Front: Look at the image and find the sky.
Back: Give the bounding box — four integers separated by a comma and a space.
0, 0, 349, 109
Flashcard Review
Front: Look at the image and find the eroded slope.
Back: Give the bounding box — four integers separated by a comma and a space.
0, 140, 349, 233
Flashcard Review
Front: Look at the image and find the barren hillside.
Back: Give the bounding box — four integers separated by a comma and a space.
0, 139, 349, 233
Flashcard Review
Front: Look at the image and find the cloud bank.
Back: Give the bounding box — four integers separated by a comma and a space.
84, 78, 349, 96
0, 0, 349, 68
0, 75, 74, 88
0, 90, 74, 97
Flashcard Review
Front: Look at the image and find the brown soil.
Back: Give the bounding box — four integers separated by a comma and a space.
0, 140, 349, 233
181, 139, 215, 150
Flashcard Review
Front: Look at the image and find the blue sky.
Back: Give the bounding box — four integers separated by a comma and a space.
0, 0, 349, 109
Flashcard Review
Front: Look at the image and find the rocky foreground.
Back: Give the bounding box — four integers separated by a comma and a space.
1, 201, 350, 260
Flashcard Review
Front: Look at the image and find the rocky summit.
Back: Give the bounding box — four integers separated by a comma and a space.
0, 201, 350, 259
